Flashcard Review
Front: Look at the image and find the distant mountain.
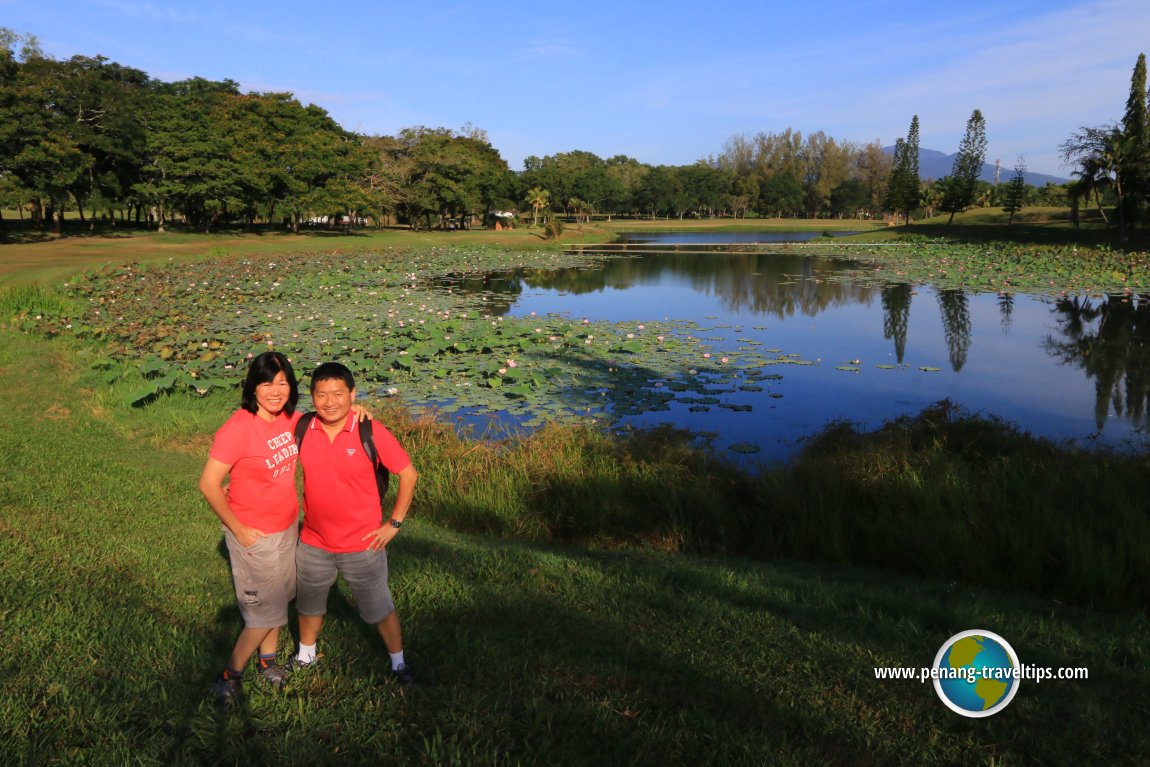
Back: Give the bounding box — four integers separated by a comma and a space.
882, 147, 1067, 186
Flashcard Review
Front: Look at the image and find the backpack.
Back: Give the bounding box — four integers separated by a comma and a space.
294, 413, 390, 507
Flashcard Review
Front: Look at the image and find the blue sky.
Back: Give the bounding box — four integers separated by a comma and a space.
4, 0, 1149, 177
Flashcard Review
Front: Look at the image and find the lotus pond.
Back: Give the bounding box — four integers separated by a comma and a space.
26, 241, 1150, 464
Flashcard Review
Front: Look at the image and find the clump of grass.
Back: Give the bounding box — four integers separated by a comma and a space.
381, 398, 1150, 613
761, 400, 1150, 612
379, 403, 755, 550
0, 283, 77, 320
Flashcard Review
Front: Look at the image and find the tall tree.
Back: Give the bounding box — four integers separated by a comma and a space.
856, 139, 893, 216
884, 116, 920, 223
525, 186, 549, 225
1002, 155, 1028, 226
1121, 53, 1149, 226
940, 109, 988, 225
1062, 125, 1124, 235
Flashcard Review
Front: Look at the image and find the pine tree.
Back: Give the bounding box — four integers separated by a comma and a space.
1121, 53, 1148, 225
904, 115, 921, 216
941, 109, 988, 226
1002, 156, 1027, 226
883, 115, 920, 224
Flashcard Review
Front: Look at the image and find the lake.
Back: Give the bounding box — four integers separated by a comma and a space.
448, 236, 1150, 463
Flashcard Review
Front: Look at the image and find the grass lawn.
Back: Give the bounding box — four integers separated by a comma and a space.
1, 220, 1149, 764
2, 326, 1148, 765
0, 224, 607, 286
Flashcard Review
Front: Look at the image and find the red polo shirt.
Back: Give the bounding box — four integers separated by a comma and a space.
298, 413, 412, 553
208, 409, 302, 533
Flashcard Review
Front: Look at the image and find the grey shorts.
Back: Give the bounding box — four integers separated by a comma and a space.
223, 525, 297, 628
295, 542, 395, 625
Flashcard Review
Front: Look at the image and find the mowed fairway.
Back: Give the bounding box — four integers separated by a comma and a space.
1, 231, 1148, 765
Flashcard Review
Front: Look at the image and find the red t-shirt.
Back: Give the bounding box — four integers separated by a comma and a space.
208, 409, 302, 533
298, 413, 412, 553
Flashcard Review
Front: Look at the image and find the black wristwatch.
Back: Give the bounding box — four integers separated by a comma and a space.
389, 518, 403, 529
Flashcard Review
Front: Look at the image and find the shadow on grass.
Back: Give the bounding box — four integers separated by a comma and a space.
369, 531, 1149, 766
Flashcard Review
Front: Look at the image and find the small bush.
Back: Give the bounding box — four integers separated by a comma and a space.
542, 219, 564, 239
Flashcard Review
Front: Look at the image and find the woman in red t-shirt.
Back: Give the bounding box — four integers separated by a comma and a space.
198, 351, 304, 706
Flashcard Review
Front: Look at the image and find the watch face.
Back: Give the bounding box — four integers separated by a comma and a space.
390, 519, 402, 528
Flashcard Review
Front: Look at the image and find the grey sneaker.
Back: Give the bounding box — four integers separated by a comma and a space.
211, 673, 245, 708
391, 663, 416, 686
258, 662, 288, 687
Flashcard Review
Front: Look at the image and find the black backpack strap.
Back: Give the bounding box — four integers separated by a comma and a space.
294, 412, 316, 450
356, 419, 391, 507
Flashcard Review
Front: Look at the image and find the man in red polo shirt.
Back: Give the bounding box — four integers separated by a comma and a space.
292, 362, 420, 684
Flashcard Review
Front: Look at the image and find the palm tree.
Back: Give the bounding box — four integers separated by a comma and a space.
1061, 125, 1127, 238
1068, 155, 1110, 227
525, 187, 550, 226
919, 185, 941, 219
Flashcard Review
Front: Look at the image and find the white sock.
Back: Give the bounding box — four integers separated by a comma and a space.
389, 650, 405, 670
297, 643, 317, 664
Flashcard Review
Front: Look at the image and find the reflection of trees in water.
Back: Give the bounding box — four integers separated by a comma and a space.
1045, 294, 1150, 430
518, 252, 878, 318
436, 272, 523, 315
881, 283, 911, 362
937, 290, 972, 372
998, 293, 1014, 333
882, 287, 1017, 367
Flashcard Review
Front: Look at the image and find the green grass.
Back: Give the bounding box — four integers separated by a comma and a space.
2, 326, 1149, 766
854, 206, 1150, 249
3, 222, 1150, 764
0, 222, 614, 286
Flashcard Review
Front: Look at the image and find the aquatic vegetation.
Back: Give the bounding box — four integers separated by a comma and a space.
19, 240, 1150, 447
23, 247, 814, 421
793, 240, 1150, 294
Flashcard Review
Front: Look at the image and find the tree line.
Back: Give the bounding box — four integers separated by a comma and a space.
0, 30, 517, 235
0, 28, 1099, 237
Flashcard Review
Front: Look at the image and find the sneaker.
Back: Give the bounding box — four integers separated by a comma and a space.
211, 673, 245, 708
391, 663, 416, 686
284, 654, 319, 674
258, 661, 288, 687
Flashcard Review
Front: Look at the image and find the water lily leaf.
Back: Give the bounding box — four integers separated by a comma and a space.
919, 366, 942, 372
126, 384, 159, 406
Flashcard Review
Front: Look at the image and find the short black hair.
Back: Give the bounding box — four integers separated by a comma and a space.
310, 361, 356, 392
240, 351, 300, 415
